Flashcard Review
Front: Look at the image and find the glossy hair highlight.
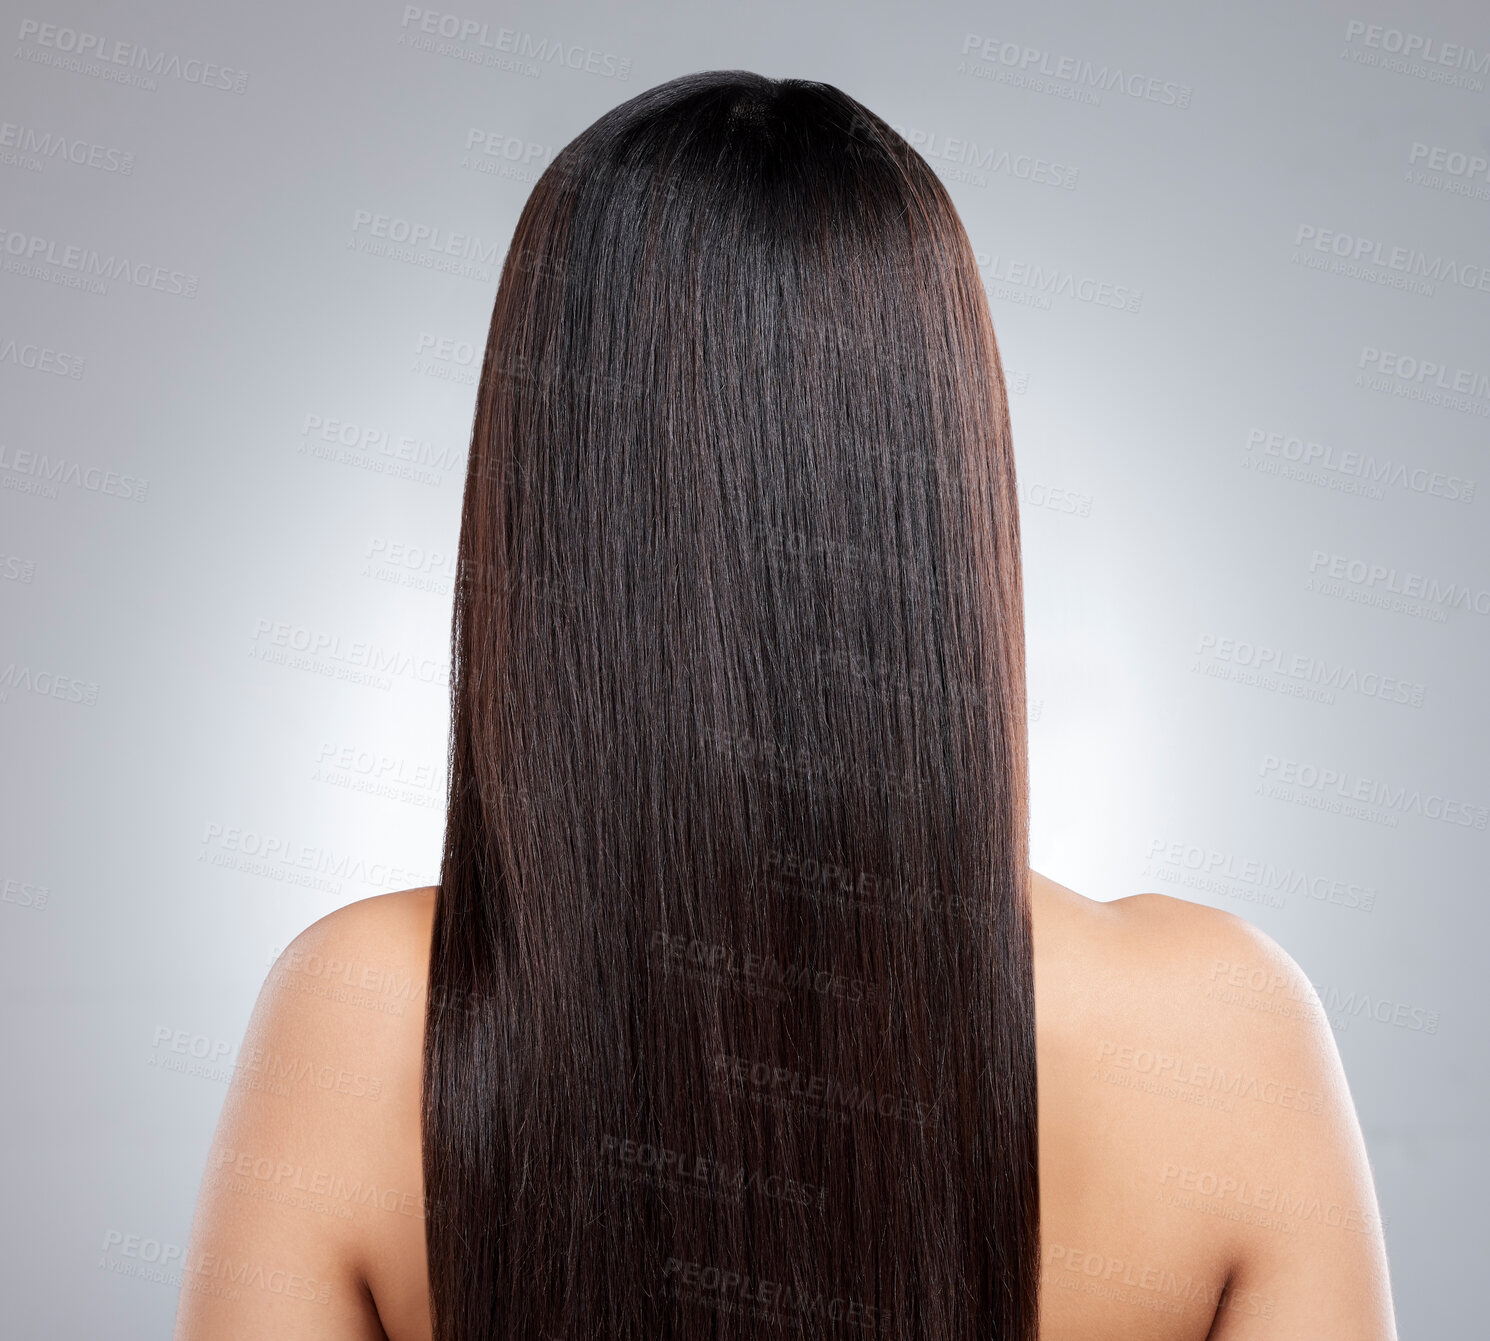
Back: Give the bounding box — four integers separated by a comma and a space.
423, 69, 1037, 1341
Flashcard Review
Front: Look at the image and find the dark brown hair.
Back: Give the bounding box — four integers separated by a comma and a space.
423, 69, 1036, 1340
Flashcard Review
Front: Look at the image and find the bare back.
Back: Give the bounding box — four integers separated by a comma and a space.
173, 874, 1396, 1339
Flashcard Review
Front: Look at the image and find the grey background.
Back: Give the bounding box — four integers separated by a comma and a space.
2, 0, 1486, 1334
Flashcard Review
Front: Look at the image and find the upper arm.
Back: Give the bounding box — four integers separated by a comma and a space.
1121, 895, 1397, 1340
173, 889, 434, 1341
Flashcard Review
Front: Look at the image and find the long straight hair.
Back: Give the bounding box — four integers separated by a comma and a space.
423, 70, 1037, 1341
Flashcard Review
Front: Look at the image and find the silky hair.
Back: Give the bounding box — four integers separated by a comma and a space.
423, 69, 1037, 1340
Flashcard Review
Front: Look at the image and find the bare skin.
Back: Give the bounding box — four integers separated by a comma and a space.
173, 872, 1397, 1339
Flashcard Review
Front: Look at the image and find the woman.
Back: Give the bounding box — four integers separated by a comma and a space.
175, 71, 1396, 1340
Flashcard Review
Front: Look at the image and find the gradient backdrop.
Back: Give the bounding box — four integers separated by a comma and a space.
2, 0, 1486, 1334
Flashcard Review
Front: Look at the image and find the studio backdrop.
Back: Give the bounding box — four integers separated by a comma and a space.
2, 0, 1485, 1335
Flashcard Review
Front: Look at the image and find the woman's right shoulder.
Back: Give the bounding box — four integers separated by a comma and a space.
1029, 871, 1396, 1338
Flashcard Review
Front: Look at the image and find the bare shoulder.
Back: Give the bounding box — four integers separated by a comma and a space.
280, 885, 439, 989
1031, 875, 1334, 1075
174, 888, 437, 1341
1029, 872, 1396, 1339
